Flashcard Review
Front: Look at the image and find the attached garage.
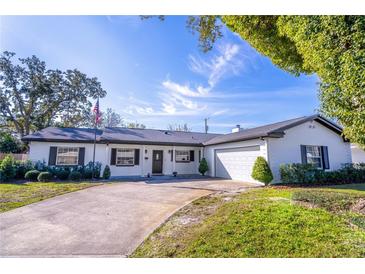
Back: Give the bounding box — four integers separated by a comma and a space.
214, 145, 261, 182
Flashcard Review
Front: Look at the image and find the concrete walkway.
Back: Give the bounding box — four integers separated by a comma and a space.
0, 180, 258, 257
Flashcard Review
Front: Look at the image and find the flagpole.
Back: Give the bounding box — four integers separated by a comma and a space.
92, 98, 98, 180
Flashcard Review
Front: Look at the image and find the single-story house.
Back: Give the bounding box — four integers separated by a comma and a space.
22, 114, 353, 183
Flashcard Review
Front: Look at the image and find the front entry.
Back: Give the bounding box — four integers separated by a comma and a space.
152, 150, 163, 174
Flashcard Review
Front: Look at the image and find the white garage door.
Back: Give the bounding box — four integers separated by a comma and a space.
215, 146, 261, 182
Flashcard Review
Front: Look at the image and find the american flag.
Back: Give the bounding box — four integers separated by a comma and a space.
93, 98, 102, 125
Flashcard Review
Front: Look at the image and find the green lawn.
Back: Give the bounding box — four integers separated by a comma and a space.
132, 184, 365, 258
0, 181, 100, 213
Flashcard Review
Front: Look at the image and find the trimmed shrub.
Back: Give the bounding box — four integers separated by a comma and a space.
56, 169, 70, 180
0, 155, 16, 181
84, 161, 102, 179
93, 162, 102, 179
103, 165, 111, 179
279, 163, 365, 185
24, 170, 40, 181
14, 160, 34, 179
198, 158, 209, 176
251, 156, 273, 185
280, 163, 316, 184
46, 166, 59, 176
34, 160, 47, 172
69, 171, 82, 181
37, 172, 53, 182
83, 169, 93, 179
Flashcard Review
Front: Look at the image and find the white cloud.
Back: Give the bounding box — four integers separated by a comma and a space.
154, 42, 251, 118
208, 43, 242, 87
121, 42, 256, 120
188, 42, 244, 89
211, 109, 229, 117
162, 80, 209, 98
161, 103, 176, 114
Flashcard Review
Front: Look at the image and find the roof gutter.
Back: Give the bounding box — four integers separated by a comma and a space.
22, 138, 205, 147
203, 132, 284, 146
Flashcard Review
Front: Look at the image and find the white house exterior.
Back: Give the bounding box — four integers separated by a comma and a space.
351, 144, 365, 163
28, 141, 203, 177
23, 115, 354, 183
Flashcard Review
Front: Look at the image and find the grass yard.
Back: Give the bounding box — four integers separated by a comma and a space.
132, 184, 365, 258
0, 181, 100, 213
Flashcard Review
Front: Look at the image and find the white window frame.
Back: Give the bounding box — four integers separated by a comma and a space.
116, 148, 135, 166
56, 147, 79, 166
175, 150, 190, 162
306, 145, 323, 169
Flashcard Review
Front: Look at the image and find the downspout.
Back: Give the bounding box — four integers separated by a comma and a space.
142, 145, 145, 176
172, 145, 176, 173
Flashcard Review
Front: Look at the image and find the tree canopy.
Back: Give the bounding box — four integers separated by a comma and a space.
101, 108, 123, 128
184, 16, 365, 147
0, 132, 24, 153
168, 123, 192, 132
0, 51, 106, 137
126, 122, 146, 129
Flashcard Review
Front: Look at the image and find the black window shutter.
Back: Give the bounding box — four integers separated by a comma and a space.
322, 146, 330, 169
134, 149, 140, 165
110, 148, 117, 165
190, 150, 195, 162
300, 145, 307, 164
78, 147, 85, 165
199, 150, 201, 162
49, 146, 57, 166
171, 150, 173, 162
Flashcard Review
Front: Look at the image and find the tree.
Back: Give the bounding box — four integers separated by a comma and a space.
198, 158, 209, 176
102, 165, 111, 179
0, 51, 106, 137
0, 155, 16, 181
126, 122, 146, 129
180, 16, 365, 147
0, 132, 22, 153
167, 123, 192, 132
145, 16, 364, 146
101, 108, 123, 128
251, 156, 273, 185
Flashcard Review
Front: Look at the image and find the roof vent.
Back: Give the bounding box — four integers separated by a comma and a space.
231, 124, 241, 133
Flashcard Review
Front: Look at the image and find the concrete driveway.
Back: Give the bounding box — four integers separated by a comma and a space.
0, 179, 259, 257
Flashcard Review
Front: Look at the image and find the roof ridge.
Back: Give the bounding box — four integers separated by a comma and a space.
228, 115, 310, 134
104, 127, 221, 135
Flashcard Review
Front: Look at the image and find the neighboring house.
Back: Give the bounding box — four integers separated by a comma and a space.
22, 114, 352, 183
351, 144, 365, 163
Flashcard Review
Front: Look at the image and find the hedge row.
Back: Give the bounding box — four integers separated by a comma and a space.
0, 156, 111, 182
279, 163, 365, 185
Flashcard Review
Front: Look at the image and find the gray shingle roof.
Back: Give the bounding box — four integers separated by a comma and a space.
100, 127, 220, 146
203, 114, 343, 146
22, 127, 103, 143
22, 127, 220, 146
22, 114, 343, 146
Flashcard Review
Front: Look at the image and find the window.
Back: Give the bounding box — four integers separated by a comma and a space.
56, 147, 79, 165
306, 146, 323, 169
116, 149, 135, 165
175, 150, 190, 162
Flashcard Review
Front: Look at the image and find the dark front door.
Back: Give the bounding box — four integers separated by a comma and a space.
152, 150, 163, 174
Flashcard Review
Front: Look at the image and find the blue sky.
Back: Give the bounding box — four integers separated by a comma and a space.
0, 16, 319, 133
